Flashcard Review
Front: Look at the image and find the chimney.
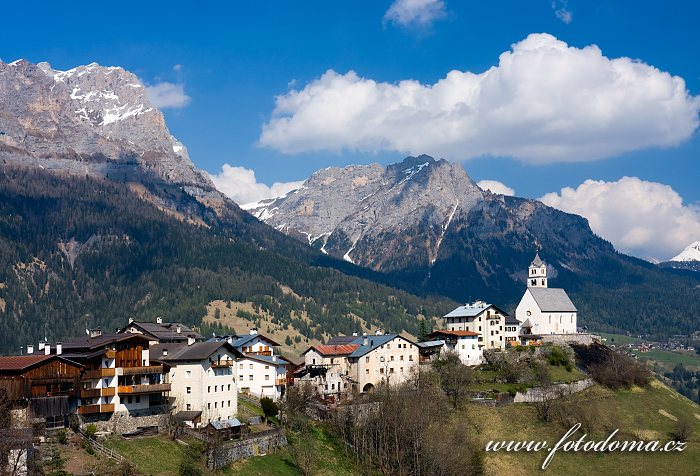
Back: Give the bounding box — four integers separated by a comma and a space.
89, 329, 102, 338
128, 317, 134, 324
352, 331, 358, 337
187, 336, 195, 346
162, 349, 168, 357
375, 330, 382, 336
38, 342, 45, 351
363, 337, 368, 346
362, 332, 367, 337
250, 328, 258, 335
44, 344, 51, 355
156, 317, 163, 324
27, 344, 34, 355
56, 343, 62, 355
272, 355, 277, 362
176, 324, 181, 334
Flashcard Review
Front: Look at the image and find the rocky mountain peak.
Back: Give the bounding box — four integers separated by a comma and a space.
0, 59, 215, 193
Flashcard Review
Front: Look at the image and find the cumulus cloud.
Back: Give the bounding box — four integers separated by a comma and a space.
551, 0, 573, 24
260, 33, 700, 164
384, 0, 446, 27
146, 82, 190, 109
209, 164, 304, 206
540, 177, 700, 261
477, 180, 515, 196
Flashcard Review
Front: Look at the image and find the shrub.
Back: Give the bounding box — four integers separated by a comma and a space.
260, 397, 280, 422
56, 428, 68, 444
85, 423, 97, 439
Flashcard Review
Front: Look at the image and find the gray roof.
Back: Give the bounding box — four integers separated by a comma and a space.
528, 288, 577, 312
119, 321, 203, 342
241, 354, 289, 366
174, 411, 202, 422
209, 418, 242, 430
505, 315, 520, 325
347, 334, 415, 358
531, 253, 544, 267
152, 342, 243, 362
326, 335, 359, 345
416, 340, 445, 348
444, 303, 508, 318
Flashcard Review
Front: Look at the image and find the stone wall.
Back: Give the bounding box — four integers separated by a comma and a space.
514, 378, 594, 403
79, 405, 170, 435
207, 429, 287, 469
541, 333, 600, 346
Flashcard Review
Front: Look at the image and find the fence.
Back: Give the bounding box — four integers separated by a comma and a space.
77, 431, 128, 464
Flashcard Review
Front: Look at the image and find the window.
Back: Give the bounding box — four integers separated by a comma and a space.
366, 369, 369, 374
104, 378, 109, 386
380, 368, 384, 374
390, 356, 394, 362
478, 326, 481, 331
186, 403, 191, 411
185, 370, 191, 378
526, 311, 531, 316
135, 396, 140, 403
228, 384, 231, 391
239, 363, 243, 369
400, 367, 404, 372
461, 345, 465, 349
208, 386, 211, 393
228, 400, 231, 407
249, 364, 253, 369
249, 375, 253, 381
265, 375, 270, 381
408, 355, 413, 361
366, 356, 370, 363
186, 387, 191, 394
389, 368, 394, 374
214, 402, 217, 408
387, 344, 390, 349
127, 396, 132, 404
400, 355, 404, 361
265, 365, 269, 369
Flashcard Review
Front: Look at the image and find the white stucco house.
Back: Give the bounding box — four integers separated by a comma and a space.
152, 341, 243, 426
428, 330, 483, 366
515, 253, 578, 341
443, 301, 508, 350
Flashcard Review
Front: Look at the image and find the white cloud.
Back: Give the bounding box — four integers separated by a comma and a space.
540, 177, 700, 261
146, 82, 190, 109
209, 164, 304, 206
551, 0, 572, 24
477, 180, 515, 196
384, 0, 446, 27
260, 33, 700, 164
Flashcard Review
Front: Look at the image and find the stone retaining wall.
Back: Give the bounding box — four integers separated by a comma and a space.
514, 378, 594, 403
207, 429, 287, 469
542, 333, 600, 346
79, 405, 170, 435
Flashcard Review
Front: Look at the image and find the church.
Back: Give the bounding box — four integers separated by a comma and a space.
515, 253, 577, 340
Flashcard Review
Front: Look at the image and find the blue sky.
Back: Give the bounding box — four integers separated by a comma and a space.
1, 0, 699, 260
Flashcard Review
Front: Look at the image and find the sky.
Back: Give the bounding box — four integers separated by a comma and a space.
1, 0, 699, 261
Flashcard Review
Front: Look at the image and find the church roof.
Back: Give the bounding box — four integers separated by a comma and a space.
530, 253, 544, 267
528, 288, 577, 312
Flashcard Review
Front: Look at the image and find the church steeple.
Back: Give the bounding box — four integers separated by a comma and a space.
528, 252, 548, 288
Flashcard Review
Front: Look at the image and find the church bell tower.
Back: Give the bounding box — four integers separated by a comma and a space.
528, 253, 548, 288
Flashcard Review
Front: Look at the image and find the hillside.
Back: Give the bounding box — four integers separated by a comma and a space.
247, 155, 700, 338
0, 167, 455, 354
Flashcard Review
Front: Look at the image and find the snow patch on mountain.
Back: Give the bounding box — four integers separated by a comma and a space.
671, 241, 700, 262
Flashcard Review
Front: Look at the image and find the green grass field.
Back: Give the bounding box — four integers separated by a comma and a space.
598, 332, 645, 346
104, 435, 186, 475
637, 349, 700, 369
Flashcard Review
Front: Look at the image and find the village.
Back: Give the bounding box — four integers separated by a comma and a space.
0, 253, 604, 473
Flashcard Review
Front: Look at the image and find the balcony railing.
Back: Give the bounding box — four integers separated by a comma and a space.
118, 383, 171, 395
275, 377, 287, 386
210, 360, 234, 369
105, 350, 116, 359
83, 367, 116, 379
120, 365, 163, 376
77, 403, 115, 415
80, 388, 101, 398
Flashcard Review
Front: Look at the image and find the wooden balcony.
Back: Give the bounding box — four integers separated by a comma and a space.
101, 387, 116, 397
83, 367, 116, 379
210, 360, 234, 369
105, 350, 116, 359
121, 365, 163, 376
77, 403, 115, 415
80, 388, 101, 398
118, 383, 171, 395
275, 377, 287, 386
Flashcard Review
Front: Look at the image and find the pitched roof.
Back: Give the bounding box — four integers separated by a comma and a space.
347, 335, 415, 358
416, 340, 445, 348
209, 418, 242, 430
119, 321, 203, 342
531, 253, 545, 267
505, 315, 520, 325
429, 330, 480, 338
152, 342, 243, 362
61, 333, 149, 351
444, 302, 508, 318
304, 344, 359, 357
527, 288, 577, 312
0, 355, 82, 372
229, 333, 281, 348
326, 335, 359, 345
173, 411, 202, 422
240, 354, 289, 366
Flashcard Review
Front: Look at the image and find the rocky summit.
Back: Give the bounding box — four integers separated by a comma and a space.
0, 59, 220, 204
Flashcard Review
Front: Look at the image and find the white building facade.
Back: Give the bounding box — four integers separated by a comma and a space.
443, 301, 508, 350
428, 330, 483, 366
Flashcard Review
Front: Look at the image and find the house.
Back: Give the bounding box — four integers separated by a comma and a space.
504, 315, 521, 347
59, 331, 170, 419
151, 341, 243, 426
416, 340, 445, 365
443, 301, 508, 350
203, 417, 243, 440
428, 330, 483, 365
118, 317, 203, 345
298, 333, 420, 397
515, 253, 577, 342
0, 354, 83, 429
298, 344, 359, 398
213, 329, 289, 400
